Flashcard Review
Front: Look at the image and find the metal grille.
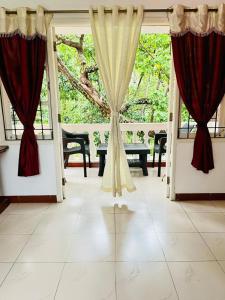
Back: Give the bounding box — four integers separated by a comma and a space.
1, 68, 53, 141
178, 96, 225, 139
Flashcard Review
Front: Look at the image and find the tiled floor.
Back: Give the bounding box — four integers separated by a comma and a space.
1, 168, 225, 299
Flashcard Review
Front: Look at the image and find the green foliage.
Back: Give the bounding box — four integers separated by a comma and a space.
38, 70, 50, 125
125, 34, 171, 123
57, 33, 171, 124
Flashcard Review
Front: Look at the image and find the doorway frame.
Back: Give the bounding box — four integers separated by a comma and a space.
47, 22, 65, 202
52, 15, 179, 201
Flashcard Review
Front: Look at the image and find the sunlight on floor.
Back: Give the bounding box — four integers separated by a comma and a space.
1, 167, 225, 299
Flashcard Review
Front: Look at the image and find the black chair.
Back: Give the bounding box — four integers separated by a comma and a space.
152, 133, 167, 177
62, 129, 91, 177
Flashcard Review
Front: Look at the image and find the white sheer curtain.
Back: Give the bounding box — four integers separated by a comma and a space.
89, 6, 143, 196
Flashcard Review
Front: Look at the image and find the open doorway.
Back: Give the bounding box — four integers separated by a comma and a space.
54, 24, 174, 201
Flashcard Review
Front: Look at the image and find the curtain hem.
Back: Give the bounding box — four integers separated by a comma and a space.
170, 28, 225, 37
0, 29, 47, 40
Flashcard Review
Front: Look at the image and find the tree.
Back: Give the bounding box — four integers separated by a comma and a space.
56, 33, 171, 124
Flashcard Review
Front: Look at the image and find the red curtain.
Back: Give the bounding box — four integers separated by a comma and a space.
171, 32, 225, 173
0, 34, 46, 176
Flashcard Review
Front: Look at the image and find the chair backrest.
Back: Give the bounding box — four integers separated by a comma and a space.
154, 132, 167, 145
72, 133, 90, 145
62, 129, 67, 139
62, 129, 68, 149
61, 129, 90, 145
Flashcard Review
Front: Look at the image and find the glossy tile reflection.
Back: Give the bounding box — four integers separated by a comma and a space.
0, 168, 225, 300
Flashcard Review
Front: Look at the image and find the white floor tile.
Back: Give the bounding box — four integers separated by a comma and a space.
34, 212, 78, 235
0, 235, 30, 262
116, 232, 164, 262
3, 203, 50, 215
152, 212, 196, 233
180, 201, 222, 213
188, 212, 225, 232
80, 198, 115, 213
0, 214, 42, 234
1, 168, 225, 299
202, 233, 225, 260
116, 262, 178, 300
73, 213, 115, 234
115, 212, 153, 234
168, 261, 225, 300
147, 198, 183, 214
0, 214, 5, 223
0, 263, 63, 300
0, 263, 12, 285
218, 260, 225, 273
17, 234, 72, 262
43, 202, 81, 215
158, 233, 214, 261
212, 201, 225, 212
114, 199, 149, 214
67, 233, 115, 262
55, 262, 116, 300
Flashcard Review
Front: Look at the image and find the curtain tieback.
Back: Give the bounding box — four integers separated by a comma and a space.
197, 122, 207, 129
24, 125, 35, 130
111, 111, 119, 118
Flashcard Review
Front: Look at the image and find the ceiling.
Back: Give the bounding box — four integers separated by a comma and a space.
0, 0, 222, 10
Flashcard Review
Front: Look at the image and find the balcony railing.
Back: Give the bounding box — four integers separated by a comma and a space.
62, 123, 167, 162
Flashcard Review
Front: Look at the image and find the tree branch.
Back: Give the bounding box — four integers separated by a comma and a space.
56, 35, 83, 51
121, 98, 152, 114
57, 55, 110, 117
84, 65, 99, 74
139, 43, 155, 60
56, 34, 135, 123
134, 73, 144, 97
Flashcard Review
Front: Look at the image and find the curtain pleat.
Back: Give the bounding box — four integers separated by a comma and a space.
0, 7, 52, 176
90, 6, 143, 196
169, 5, 225, 173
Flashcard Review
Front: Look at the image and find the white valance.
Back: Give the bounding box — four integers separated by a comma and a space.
0, 6, 52, 38
169, 4, 225, 36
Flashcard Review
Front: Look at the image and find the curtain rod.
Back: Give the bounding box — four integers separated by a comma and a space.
5, 8, 218, 14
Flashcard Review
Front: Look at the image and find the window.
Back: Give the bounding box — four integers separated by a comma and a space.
178, 96, 225, 139
0, 66, 53, 141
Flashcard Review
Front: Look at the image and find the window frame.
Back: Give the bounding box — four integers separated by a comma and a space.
0, 62, 54, 142
177, 95, 225, 139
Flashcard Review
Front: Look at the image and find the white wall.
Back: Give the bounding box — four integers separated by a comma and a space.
0, 85, 59, 198
1, 0, 224, 198
0, 24, 63, 199
0, 142, 57, 196
175, 140, 225, 194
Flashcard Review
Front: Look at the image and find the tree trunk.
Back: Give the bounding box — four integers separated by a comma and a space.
58, 56, 110, 117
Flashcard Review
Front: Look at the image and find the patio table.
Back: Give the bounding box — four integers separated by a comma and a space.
97, 143, 150, 177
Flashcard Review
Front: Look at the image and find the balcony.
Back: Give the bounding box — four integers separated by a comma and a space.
62, 122, 167, 163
